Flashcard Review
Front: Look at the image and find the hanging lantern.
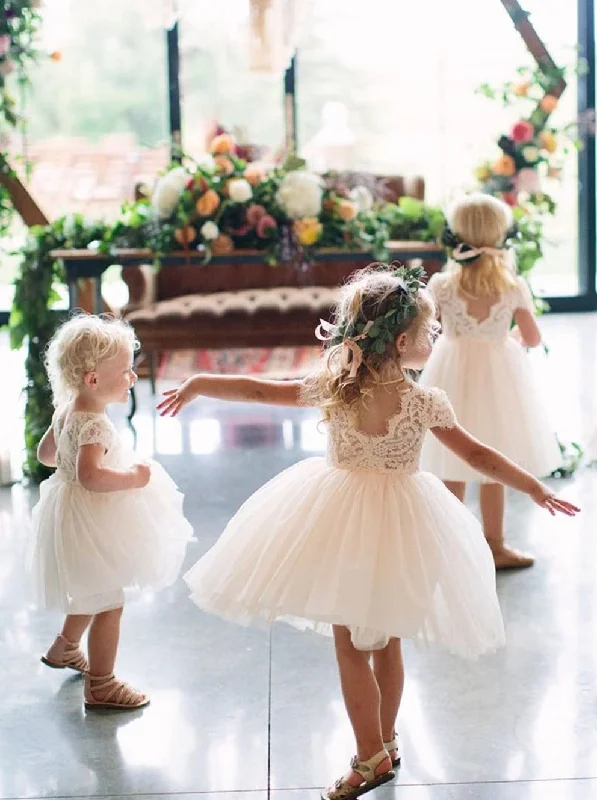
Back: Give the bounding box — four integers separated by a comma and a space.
249, 0, 301, 74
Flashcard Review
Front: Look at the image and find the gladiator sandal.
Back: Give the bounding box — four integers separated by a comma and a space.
321, 749, 395, 800
41, 635, 88, 674
84, 673, 150, 711
383, 734, 401, 767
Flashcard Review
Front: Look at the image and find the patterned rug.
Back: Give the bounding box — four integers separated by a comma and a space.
157, 346, 322, 381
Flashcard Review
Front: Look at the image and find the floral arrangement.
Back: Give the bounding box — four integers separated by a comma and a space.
147, 132, 413, 264
474, 61, 591, 279
0, 1, 43, 239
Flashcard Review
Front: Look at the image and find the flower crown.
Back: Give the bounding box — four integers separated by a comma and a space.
442, 224, 518, 265
316, 264, 426, 376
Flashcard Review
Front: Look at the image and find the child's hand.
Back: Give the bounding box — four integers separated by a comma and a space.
528, 481, 580, 516
157, 378, 198, 417
130, 462, 151, 488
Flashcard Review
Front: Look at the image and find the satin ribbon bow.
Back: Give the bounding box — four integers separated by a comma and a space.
452, 243, 504, 263
315, 319, 374, 378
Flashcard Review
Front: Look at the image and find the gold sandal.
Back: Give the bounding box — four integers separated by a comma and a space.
84, 673, 150, 711
383, 734, 401, 767
321, 749, 395, 800
41, 634, 88, 674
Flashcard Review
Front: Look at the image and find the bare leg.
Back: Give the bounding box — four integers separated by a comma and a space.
85, 606, 148, 706
480, 483, 534, 569
333, 626, 392, 786
62, 614, 93, 644
373, 638, 404, 760
445, 481, 466, 503
88, 606, 123, 677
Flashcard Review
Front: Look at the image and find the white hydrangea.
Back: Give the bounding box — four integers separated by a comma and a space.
276, 170, 323, 219
201, 221, 220, 241
152, 167, 189, 219
228, 178, 253, 203
196, 153, 216, 173
349, 186, 374, 213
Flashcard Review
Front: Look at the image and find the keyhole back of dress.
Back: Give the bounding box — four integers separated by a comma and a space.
352, 384, 411, 436
457, 286, 502, 324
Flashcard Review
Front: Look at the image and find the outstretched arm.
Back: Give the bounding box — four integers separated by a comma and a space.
432, 424, 579, 516
157, 374, 307, 417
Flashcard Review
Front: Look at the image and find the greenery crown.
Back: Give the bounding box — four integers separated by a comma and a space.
329, 264, 426, 356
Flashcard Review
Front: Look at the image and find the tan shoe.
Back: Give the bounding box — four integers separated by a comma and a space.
41, 634, 88, 674
321, 749, 395, 800
84, 673, 150, 711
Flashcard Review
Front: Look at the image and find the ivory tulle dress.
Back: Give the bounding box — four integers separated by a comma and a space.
420, 272, 562, 482
31, 410, 194, 614
184, 383, 506, 658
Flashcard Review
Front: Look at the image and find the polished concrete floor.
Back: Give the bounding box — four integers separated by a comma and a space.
2, 314, 597, 799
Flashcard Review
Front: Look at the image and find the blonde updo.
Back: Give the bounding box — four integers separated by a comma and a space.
45, 314, 138, 407
448, 193, 517, 296
305, 266, 435, 419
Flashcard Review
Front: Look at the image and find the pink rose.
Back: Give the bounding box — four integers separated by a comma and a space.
246, 204, 267, 226
256, 214, 277, 238
515, 168, 540, 194
511, 121, 535, 143
0, 35, 10, 57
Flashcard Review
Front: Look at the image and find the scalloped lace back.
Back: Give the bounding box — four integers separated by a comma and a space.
326, 384, 455, 474
53, 411, 118, 483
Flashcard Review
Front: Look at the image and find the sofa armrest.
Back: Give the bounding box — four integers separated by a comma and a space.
121, 264, 156, 315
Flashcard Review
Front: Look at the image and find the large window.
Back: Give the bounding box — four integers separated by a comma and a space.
296, 0, 581, 297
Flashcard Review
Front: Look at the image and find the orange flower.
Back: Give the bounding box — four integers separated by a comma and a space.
492, 154, 516, 177
512, 81, 530, 97
540, 95, 558, 113
50, 51, 62, 62
539, 131, 557, 153
196, 189, 220, 216
210, 133, 235, 155
174, 225, 196, 246
214, 155, 234, 176
211, 234, 234, 255
336, 199, 358, 221
244, 165, 266, 186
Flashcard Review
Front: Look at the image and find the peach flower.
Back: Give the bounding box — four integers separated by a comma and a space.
174, 225, 197, 245
246, 204, 267, 226
256, 214, 277, 238
196, 189, 220, 216
210, 133, 235, 155
492, 155, 516, 177
244, 165, 266, 186
211, 234, 235, 255
539, 131, 557, 153
513, 81, 530, 97
540, 95, 558, 112
214, 155, 234, 175
336, 199, 358, 221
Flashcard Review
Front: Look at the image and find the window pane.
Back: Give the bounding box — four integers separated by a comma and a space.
179, 0, 285, 160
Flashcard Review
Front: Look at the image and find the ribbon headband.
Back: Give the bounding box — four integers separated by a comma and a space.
452, 242, 505, 263
316, 319, 374, 378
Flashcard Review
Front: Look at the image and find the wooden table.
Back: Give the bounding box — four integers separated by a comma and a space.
50, 242, 446, 314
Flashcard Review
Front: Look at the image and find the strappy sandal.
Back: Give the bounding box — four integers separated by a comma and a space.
41, 634, 88, 674
321, 749, 395, 800
383, 734, 401, 767
84, 673, 150, 711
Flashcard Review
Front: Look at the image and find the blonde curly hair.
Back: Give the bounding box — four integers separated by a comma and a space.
305, 266, 435, 419
448, 193, 517, 296
45, 314, 138, 407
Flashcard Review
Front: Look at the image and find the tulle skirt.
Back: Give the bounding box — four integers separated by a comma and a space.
184, 458, 505, 659
31, 461, 194, 614
420, 337, 562, 482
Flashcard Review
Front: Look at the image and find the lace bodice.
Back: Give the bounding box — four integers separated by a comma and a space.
325, 384, 456, 474
427, 271, 533, 341
53, 411, 119, 483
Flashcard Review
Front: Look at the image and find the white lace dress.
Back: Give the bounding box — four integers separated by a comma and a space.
420, 272, 562, 482
31, 410, 194, 614
184, 383, 505, 659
